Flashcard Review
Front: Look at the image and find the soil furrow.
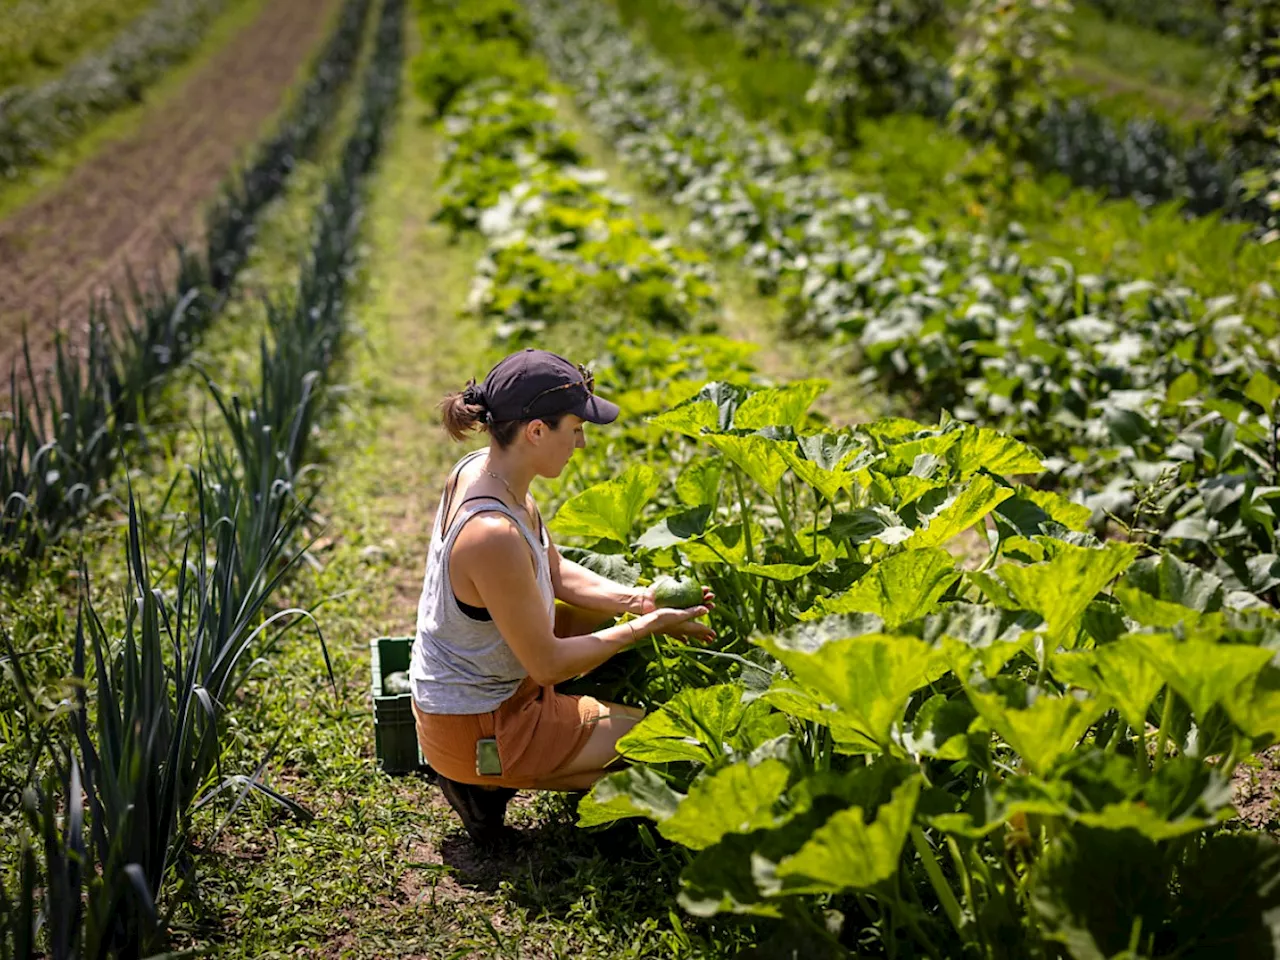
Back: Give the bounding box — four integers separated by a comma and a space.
0, 0, 336, 378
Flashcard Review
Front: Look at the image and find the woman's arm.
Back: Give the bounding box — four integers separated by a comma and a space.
548, 542, 647, 615
459, 517, 712, 686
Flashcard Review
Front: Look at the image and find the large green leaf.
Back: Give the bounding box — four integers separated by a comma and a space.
996, 486, 1093, 535
802, 548, 960, 629
760, 625, 949, 749
649, 400, 719, 437
949, 427, 1043, 477
760, 677, 879, 754
965, 681, 1110, 775
676, 457, 724, 507
907, 475, 1014, 548
658, 758, 792, 850
705, 434, 791, 497
772, 777, 921, 894
552, 464, 661, 545
734, 380, 827, 429
683, 521, 759, 565
1051, 641, 1164, 732
1123, 633, 1275, 726
1125, 553, 1225, 613
576, 766, 683, 828
634, 505, 713, 551
996, 542, 1138, 643
781, 431, 863, 502
826, 506, 912, 546
1114, 584, 1221, 633
616, 685, 784, 765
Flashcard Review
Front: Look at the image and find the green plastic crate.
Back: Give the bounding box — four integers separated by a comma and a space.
370, 635, 427, 775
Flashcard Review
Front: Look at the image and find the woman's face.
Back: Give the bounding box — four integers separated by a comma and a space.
527, 414, 586, 477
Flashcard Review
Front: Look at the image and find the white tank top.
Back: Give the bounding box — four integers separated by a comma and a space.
409, 450, 556, 714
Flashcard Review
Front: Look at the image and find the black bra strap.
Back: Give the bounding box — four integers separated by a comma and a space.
439, 450, 488, 526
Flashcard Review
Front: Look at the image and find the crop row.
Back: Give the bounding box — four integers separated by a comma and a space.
676, 0, 1267, 223
426, 4, 1279, 956
0, 0, 157, 91
0, 1, 405, 954
0, 0, 373, 576
417, 1, 717, 342
0, 0, 229, 179
523, 0, 1280, 601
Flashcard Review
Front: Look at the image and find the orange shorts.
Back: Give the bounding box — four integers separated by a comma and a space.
412, 677, 604, 788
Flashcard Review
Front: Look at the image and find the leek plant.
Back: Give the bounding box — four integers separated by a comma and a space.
0, 0, 404, 953
0, 0, 376, 581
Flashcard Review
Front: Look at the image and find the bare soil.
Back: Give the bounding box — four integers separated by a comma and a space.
1233, 745, 1280, 837
0, 0, 336, 381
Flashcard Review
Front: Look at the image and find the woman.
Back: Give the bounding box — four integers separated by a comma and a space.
409, 348, 714, 845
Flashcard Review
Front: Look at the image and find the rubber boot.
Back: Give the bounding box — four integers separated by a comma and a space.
436, 775, 517, 847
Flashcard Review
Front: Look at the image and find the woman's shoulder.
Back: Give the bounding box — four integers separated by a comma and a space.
452, 510, 533, 570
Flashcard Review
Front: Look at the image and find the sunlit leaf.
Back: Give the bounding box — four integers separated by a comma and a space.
772, 777, 921, 893
1124, 633, 1275, 727
760, 625, 948, 748
996, 542, 1138, 643
617, 684, 781, 765
965, 681, 1110, 775
659, 759, 792, 850
552, 464, 661, 544
907, 475, 1014, 547
577, 766, 683, 828
705, 434, 791, 497
734, 380, 827, 429
803, 548, 960, 629
949, 427, 1043, 477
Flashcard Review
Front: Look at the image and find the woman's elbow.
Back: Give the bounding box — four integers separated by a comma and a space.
526, 661, 562, 687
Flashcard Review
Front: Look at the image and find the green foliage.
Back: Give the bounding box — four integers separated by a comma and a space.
412, 0, 544, 115
948, 0, 1074, 182
0, 0, 231, 177
0, 0, 158, 90
803, 0, 945, 143
1217, 0, 1280, 149
0, 0, 374, 577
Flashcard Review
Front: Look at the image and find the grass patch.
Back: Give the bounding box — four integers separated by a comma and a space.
1063, 2, 1223, 107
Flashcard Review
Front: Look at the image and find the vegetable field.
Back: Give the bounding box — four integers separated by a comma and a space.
1, 0, 1277, 956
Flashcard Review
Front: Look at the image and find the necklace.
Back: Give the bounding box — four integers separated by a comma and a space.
483, 458, 522, 504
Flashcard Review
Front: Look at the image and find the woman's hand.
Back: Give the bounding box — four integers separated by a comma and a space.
637, 584, 715, 615
643, 602, 717, 643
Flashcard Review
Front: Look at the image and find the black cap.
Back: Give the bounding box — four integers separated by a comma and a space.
464, 349, 620, 425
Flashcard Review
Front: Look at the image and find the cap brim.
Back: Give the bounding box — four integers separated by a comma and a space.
573, 393, 620, 425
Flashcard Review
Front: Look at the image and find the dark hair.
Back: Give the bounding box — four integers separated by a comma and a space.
440, 389, 563, 448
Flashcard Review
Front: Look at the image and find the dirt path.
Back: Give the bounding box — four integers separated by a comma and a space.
0, 0, 336, 379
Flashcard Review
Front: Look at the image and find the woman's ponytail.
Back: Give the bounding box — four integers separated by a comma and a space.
440, 378, 489, 441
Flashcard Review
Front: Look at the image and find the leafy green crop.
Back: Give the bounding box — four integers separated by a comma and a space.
523, 0, 1280, 600
405, 3, 1280, 953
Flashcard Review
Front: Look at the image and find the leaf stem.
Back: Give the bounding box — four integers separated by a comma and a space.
1153, 687, 1175, 771
911, 826, 965, 940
